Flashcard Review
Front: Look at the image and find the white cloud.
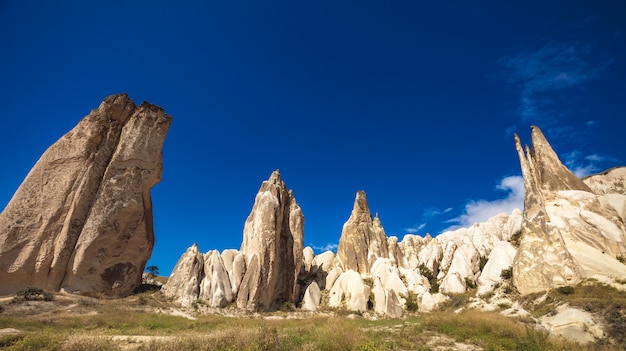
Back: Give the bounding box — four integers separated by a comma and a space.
311, 243, 338, 253
405, 223, 427, 234
564, 150, 619, 178
500, 42, 611, 132
445, 175, 524, 231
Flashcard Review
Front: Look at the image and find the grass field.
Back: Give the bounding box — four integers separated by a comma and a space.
0, 281, 624, 351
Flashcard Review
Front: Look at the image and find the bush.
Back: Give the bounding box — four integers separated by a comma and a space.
419, 264, 440, 293
404, 292, 419, 312
510, 229, 522, 247
12, 287, 54, 303
556, 286, 574, 295
500, 267, 513, 280
478, 255, 489, 271
465, 277, 477, 289
617, 255, 626, 264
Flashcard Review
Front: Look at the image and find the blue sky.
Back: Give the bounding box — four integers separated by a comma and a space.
1, 1, 624, 275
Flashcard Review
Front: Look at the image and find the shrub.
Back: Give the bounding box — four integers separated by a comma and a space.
478, 255, 489, 271
419, 263, 440, 293
465, 277, 477, 289
12, 286, 54, 303
556, 286, 574, 295
500, 267, 513, 280
617, 255, 626, 264
404, 292, 419, 312
510, 229, 522, 247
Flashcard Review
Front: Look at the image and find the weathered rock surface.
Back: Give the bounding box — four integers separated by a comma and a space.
477, 241, 517, 295
237, 170, 304, 311
512, 126, 626, 294
301, 281, 322, 311
161, 244, 204, 307
0, 94, 171, 296
337, 191, 389, 275
540, 305, 604, 343
328, 269, 370, 311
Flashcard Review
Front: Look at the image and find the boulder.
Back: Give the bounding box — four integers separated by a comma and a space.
237, 170, 304, 311
301, 281, 322, 311
477, 241, 517, 295
0, 94, 171, 296
328, 270, 371, 312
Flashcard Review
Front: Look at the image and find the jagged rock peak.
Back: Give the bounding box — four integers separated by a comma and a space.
337, 191, 389, 275
516, 126, 591, 196
0, 93, 172, 296
237, 171, 304, 311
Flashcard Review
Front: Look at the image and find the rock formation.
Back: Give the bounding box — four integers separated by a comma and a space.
337, 191, 389, 275
512, 126, 626, 294
163, 171, 305, 311
0, 94, 171, 296
236, 170, 304, 311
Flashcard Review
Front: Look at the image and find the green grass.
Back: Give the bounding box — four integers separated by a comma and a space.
1, 285, 624, 350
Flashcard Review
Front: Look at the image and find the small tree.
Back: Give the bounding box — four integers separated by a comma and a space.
145, 265, 159, 279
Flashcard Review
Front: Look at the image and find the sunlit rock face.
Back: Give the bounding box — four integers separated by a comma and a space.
0, 94, 171, 297
336, 191, 389, 275
237, 170, 304, 311
512, 126, 626, 295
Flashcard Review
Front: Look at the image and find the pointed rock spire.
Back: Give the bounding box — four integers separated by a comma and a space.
337, 191, 389, 275
237, 170, 304, 311
512, 126, 585, 294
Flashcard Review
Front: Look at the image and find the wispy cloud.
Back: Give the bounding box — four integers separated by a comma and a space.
444, 175, 524, 231
311, 243, 338, 253
500, 42, 612, 126
564, 150, 619, 177
406, 207, 454, 234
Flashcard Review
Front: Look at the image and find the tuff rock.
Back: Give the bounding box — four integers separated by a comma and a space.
237, 170, 304, 311
0, 94, 171, 296
337, 191, 389, 275
512, 126, 626, 294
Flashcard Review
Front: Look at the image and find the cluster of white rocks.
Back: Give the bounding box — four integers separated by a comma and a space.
163, 126, 626, 322
163, 176, 524, 317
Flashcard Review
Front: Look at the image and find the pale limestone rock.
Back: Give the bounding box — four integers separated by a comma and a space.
386, 236, 405, 267
328, 270, 371, 311
540, 305, 604, 343
418, 292, 437, 312
398, 267, 428, 295
303, 246, 315, 271
477, 241, 517, 295
301, 281, 321, 311
584, 167, 626, 195
325, 266, 343, 291
161, 244, 204, 307
237, 170, 304, 311
220, 249, 245, 296
199, 250, 233, 307
370, 258, 408, 296
337, 191, 388, 275
311, 250, 336, 272
512, 127, 626, 294
0, 94, 171, 296
372, 276, 404, 318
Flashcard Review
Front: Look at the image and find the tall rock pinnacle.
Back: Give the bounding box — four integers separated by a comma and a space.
0, 94, 172, 296
237, 170, 304, 311
337, 191, 389, 275
512, 126, 585, 294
